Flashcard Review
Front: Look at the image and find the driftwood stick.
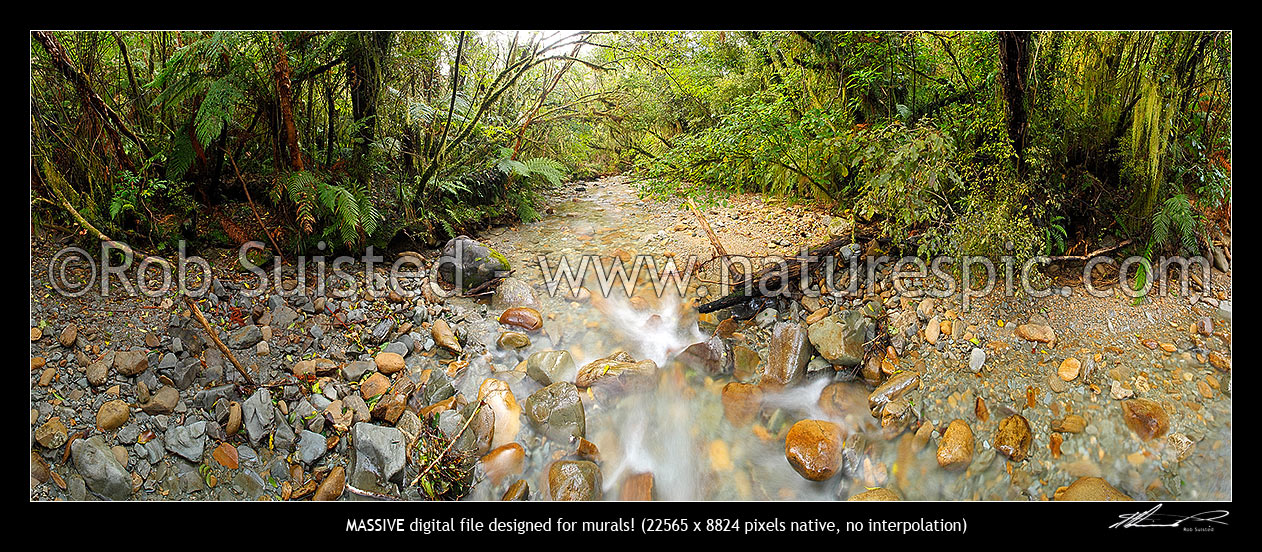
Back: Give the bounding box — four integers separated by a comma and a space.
183, 296, 255, 386
686, 197, 729, 258
345, 484, 401, 501
686, 197, 744, 282
1046, 239, 1133, 261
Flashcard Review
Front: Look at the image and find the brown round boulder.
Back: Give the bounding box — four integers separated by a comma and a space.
499, 307, 543, 332
784, 419, 844, 481
96, 400, 130, 432
936, 419, 975, 470
548, 460, 602, 501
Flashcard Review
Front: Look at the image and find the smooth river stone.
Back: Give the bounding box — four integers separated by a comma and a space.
498, 307, 543, 332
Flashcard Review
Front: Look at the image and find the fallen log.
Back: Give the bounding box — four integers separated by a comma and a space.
696, 235, 860, 314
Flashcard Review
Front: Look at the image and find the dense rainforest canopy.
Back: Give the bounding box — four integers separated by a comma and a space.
30, 31, 1231, 284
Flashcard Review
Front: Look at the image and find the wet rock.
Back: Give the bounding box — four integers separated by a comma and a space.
785, 419, 844, 481
369, 319, 393, 344
114, 350, 149, 376
620, 472, 655, 501
35, 418, 68, 449
395, 409, 422, 448
1055, 477, 1132, 501
525, 350, 577, 386
458, 402, 496, 456
59, 323, 78, 347
491, 277, 539, 310
968, 348, 986, 372
1121, 398, 1169, 440
96, 400, 130, 432
437, 236, 511, 290
678, 336, 732, 376
227, 325, 263, 349
808, 310, 868, 367
233, 469, 266, 500
1052, 414, 1086, 434
165, 421, 207, 462
936, 420, 974, 470
343, 395, 372, 424
478, 378, 522, 449
1016, 323, 1055, 344
374, 352, 406, 375
548, 460, 602, 501
139, 386, 179, 415
480, 442, 526, 485
994, 415, 1033, 461
352, 423, 406, 486
298, 430, 327, 465
975, 397, 989, 422
498, 307, 543, 332
502, 479, 530, 501
497, 331, 531, 350
721, 382, 763, 426
430, 319, 462, 353
867, 371, 920, 415
763, 321, 814, 387
524, 381, 586, 442
371, 393, 408, 424
86, 358, 110, 387
1058, 358, 1081, 381
732, 345, 761, 382
925, 316, 941, 345
575, 352, 658, 396
360, 373, 391, 400
848, 488, 900, 501
343, 360, 374, 381
242, 388, 274, 445
71, 435, 131, 500
314, 466, 346, 501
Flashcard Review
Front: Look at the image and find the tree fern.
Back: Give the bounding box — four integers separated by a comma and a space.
194, 78, 242, 146
1150, 194, 1200, 255
165, 132, 195, 180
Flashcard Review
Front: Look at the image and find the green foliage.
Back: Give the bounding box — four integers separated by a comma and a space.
851, 122, 960, 247
1149, 194, 1201, 256
276, 171, 382, 248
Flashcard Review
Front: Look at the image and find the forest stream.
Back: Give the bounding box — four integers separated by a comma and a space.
29, 175, 1232, 501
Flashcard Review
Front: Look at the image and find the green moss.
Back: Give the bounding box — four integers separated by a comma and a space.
485, 246, 511, 271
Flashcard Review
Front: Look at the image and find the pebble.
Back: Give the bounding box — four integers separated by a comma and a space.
993, 414, 1032, 461
498, 307, 544, 332
1121, 398, 1169, 440
374, 352, 406, 375
1057, 357, 1081, 381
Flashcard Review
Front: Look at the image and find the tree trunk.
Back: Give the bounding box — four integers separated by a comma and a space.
348, 31, 394, 167
998, 31, 1032, 174
272, 32, 304, 172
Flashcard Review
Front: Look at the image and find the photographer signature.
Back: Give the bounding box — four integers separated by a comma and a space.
1110, 504, 1229, 529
